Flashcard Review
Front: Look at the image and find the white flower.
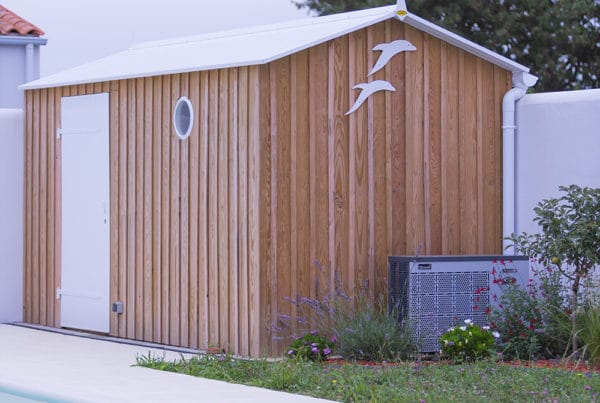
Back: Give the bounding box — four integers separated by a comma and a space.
492, 331, 500, 338
464, 319, 473, 325
482, 326, 490, 330
460, 326, 467, 331
447, 327, 455, 332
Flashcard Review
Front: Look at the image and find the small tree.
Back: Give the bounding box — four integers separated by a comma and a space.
509, 185, 600, 355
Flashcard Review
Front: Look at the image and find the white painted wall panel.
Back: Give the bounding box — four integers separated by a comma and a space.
0, 108, 24, 323
515, 89, 600, 236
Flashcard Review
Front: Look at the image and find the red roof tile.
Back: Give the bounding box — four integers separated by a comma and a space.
0, 5, 44, 36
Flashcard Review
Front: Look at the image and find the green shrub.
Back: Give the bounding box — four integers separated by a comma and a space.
287, 331, 334, 362
439, 320, 497, 363
489, 262, 570, 360
578, 303, 600, 366
332, 296, 417, 362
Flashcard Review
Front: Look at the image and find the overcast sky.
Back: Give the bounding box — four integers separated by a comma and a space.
3, 0, 310, 77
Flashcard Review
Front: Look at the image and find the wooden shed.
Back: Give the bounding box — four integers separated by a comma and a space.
21, 5, 535, 356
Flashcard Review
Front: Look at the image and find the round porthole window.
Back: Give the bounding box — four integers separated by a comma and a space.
173, 96, 194, 140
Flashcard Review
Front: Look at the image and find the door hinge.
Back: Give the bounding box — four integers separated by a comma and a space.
56, 127, 62, 139
56, 288, 62, 299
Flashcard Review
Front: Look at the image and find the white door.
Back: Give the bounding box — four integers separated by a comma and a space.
60, 93, 110, 333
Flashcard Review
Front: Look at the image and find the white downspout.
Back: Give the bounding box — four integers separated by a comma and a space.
502, 71, 538, 254
25, 43, 35, 83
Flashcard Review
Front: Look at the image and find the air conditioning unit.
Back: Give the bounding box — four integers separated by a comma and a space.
388, 255, 529, 353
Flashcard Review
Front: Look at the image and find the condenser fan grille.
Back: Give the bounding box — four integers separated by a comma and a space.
409, 271, 488, 352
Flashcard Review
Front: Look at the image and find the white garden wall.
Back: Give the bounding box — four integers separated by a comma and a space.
515, 89, 600, 236
0, 108, 23, 323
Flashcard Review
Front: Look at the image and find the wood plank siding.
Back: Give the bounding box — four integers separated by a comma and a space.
23, 21, 512, 356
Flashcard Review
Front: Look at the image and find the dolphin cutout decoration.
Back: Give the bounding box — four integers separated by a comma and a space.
368, 39, 416, 76
346, 80, 396, 115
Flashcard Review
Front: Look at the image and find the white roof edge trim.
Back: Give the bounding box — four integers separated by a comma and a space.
130, 6, 395, 50
19, 61, 268, 90
404, 14, 529, 73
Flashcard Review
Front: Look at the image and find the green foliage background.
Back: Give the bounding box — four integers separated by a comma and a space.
293, 0, 600, 92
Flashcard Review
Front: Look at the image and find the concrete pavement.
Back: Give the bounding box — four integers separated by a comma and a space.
0, 324, 333, 402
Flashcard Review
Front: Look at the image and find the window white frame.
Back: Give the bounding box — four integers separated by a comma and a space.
173, 96, 194, 139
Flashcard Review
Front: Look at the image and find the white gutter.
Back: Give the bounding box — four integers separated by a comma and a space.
502, 71, 538, 253
0, 35, 47, 46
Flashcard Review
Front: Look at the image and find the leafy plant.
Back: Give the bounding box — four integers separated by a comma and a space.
489, 261, 571, 360
332, 295, 417, 362
287, 331, 334, 362
489, 282, 543, 360
578, 303, 600, 367
278, 261, 417, 362
509, 185, 600, 355
439, 319, 497, 363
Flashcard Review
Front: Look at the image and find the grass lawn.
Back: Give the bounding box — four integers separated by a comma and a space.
137, 354, 600, 402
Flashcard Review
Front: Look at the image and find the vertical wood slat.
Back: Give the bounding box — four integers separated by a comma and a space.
160, 76, 171, 344
426, 37, 443, 255
369, 23, 387, 292
207, 69, 219, 347
350, 29, 369, 293
458, 52, 479, 254
38, 90, 47, 325
290, 51, 310, 339
258, 64, 272, 354
152, 76, 163, 343
32, 90, 40, 325
389, 21, 406, 256
404, 26, 425, 255
308, 43, 329, 311
47, 87, 55, 326
199, 71, 210, 350
143, 77, 153, 341
125, 80, 136, 338
169, 74, 181, 346
271, 58, 292, 353
248, 65, 262, 356
441, 42, 461, 254
329, 36, 349, 302
237, 67, 249, 356
109, 81, 119, 337
289, 54, 299, 342
217, 69, 229, 350
228, 69, 239, 353
118, 80, 128, 336
179, 73, 190, 348
24, 91, 33, 323
188, 72, 200, 349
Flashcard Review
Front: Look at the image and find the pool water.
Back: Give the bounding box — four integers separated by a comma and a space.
0, 386, 57, 402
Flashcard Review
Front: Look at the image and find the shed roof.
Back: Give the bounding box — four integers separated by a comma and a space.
0, 5, 44, 36
22, 5, 529, 90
